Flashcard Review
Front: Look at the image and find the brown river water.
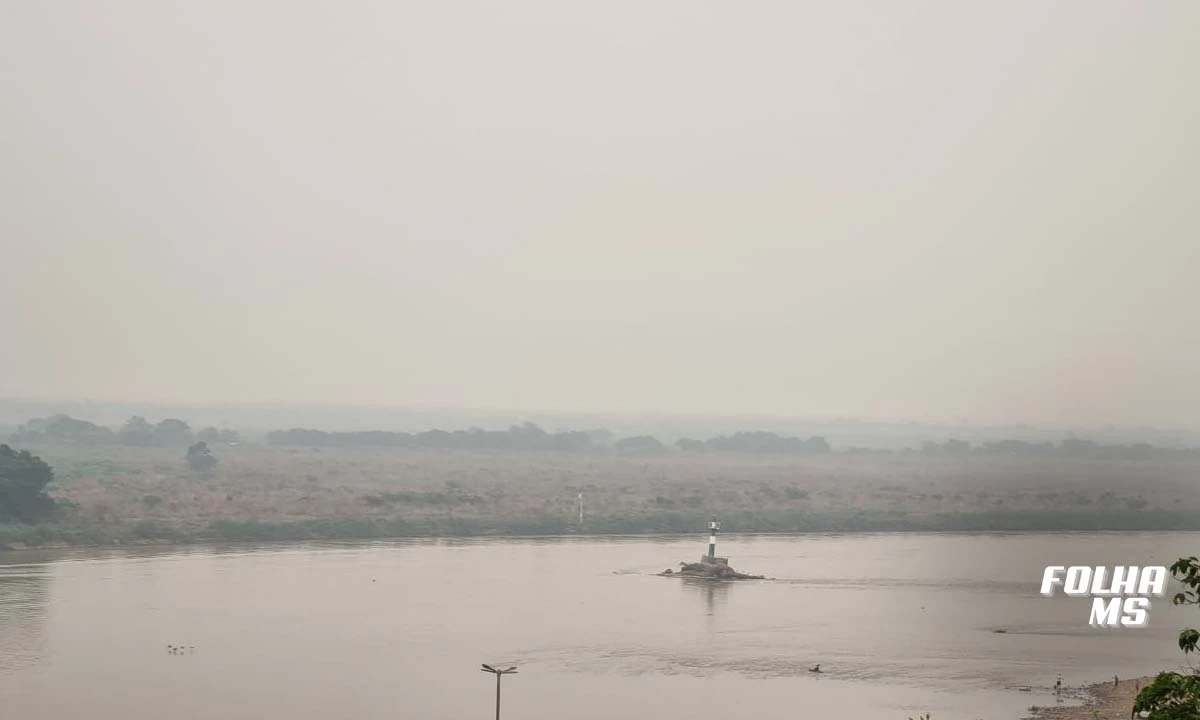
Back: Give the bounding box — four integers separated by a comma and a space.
1, 532, 1196, 719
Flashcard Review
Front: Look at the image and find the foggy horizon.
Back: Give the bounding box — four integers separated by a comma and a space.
8, 5, 1200, 720
4, 390, 1200, 437
4, 395, 1200, 444
4, 1, 1198, 429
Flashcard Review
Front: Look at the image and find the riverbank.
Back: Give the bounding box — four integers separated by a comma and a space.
1026, 675, 1153, 720
6, 510, 1200, 550
8, 441, 1200, 550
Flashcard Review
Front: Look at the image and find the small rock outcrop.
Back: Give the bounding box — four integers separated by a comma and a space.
660, 560, 764, 580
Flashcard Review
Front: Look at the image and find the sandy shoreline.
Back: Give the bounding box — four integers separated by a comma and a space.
1025, 675, 1154, 720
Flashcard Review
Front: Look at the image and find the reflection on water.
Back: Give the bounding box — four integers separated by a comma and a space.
0, 561, 49, 672
1, 532, 1198, 720
676, 577, 732, 618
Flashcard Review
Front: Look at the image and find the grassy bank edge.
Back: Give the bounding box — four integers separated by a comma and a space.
5, 509, 1200, 550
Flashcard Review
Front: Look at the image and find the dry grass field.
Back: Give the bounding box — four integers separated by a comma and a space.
4, 440, 1199, 547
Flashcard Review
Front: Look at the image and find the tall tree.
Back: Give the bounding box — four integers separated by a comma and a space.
155, 419, 194, 446
119, 416, 156, 446
0, 444, 58, 521
1134, 557, 1200, 719
186, 442, 217, 472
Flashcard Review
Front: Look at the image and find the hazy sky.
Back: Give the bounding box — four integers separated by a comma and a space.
2, 1, 1198, 428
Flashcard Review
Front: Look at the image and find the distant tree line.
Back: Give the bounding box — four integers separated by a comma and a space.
11, 414, 239, 448
675, 431, 831, 454
263, 425, 830, 455
919, 437, 1200, 461
266, 422, 615, 452
9, 414, 1200, 461
10, 415, 113, 444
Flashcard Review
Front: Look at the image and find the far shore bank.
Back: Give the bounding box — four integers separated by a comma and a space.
7, 441, 1200, 553
5, 511, 1200, 551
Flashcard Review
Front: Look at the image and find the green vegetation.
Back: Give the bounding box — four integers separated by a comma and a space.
151, 510, 1200, 543
680, 431, 831, 454
918, 436, 1197, 462
120, 416, 200, 447
11, 415, 113, 444
267, 425, 833, 455
1134, 557, 1200, 719
13, 413, 1200, 461
185, 441, 217, 472
362, 490, 483, 507
266, 422, 610, 451
0, 444, 58, 522
0, 519, 115, 547
6, 414, 1200, 550
198, 427, 240, 444
15, 414, 238, 449
615, 435, 666, 453
8, 509, 1200, 550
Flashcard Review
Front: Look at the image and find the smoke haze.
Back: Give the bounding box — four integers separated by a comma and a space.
3, 1, 1198, 428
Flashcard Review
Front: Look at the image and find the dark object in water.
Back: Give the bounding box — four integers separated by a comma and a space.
809, 664, 822, 673
659, 561, 764, 580
993, 628, 1008, 633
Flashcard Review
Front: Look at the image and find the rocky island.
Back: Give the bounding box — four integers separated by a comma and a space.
657, 517, 766, 580
659, 560, 765, 580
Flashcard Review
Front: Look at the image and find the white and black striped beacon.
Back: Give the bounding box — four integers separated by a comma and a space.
708, 517, 720, 562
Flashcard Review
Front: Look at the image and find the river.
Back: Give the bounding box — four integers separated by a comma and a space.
1, 532, 1195, 719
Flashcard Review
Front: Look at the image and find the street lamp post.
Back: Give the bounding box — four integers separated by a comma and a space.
480, 664, 517, 720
